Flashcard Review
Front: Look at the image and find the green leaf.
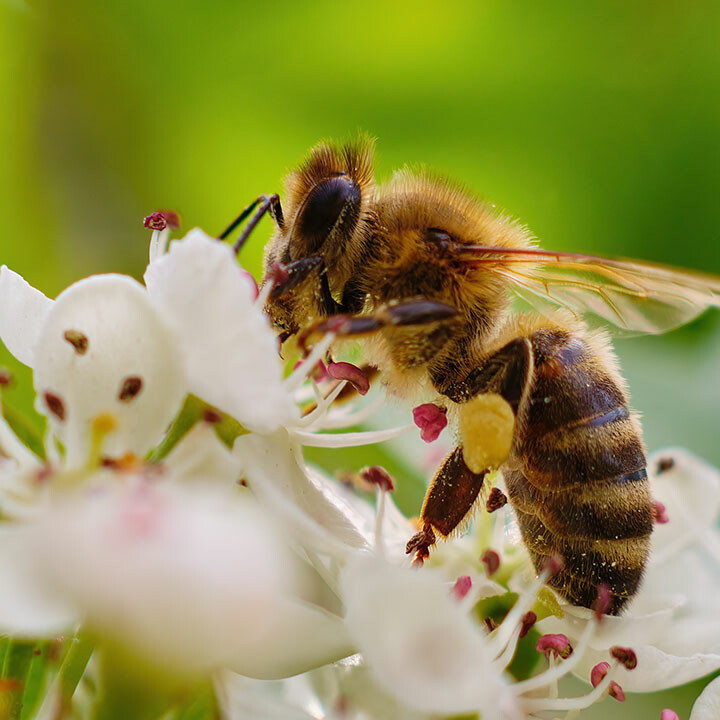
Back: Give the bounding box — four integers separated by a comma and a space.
473, 592, 542, 681
147, 394, 248, 462
58, 636, 94, 710
1, 640, 43, 720
20, 642, 53, 720
0, 402, 45, 461
172, 682, 219, 720
147, 395, 207, 462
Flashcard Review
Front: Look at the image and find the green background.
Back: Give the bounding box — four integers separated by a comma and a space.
1, 2, 719, 717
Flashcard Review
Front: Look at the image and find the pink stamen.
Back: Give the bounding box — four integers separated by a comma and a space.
519, 611, 537, 639
590, 667, 627, 702
653, 500, 669, 524
327, 362, 369, 395
661, 710, 679, 720
594, 583, 613, 620
480, 549, 501, 576
536, 634, 572, 659
591, 661, 610, 687
412, 403, 448, 443
452, 575, 473, 600
143, 210, 180, 231
294, 358, 328, 382
359, 465, 395, 492
610, 646, 637, 670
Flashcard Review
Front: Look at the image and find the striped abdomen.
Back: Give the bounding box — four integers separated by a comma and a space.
504, 328, 653, 614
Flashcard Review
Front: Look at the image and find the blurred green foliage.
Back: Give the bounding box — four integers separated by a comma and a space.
1, 0, 719, 469
1, 2, 720, 716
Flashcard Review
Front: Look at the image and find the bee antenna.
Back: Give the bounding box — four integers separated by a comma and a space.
217, 194, 285, 254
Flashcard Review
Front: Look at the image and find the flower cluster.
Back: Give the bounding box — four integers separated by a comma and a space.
0, 219, 718, 719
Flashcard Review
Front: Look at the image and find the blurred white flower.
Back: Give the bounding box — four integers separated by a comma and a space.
0, 473, 354, 678
690, 673, 720, 720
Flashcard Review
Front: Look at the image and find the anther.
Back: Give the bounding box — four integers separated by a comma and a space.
143, 210, 180, 231
327, 362, 369, 395
486, 487, 507, 513
480, 549, 501, 576
294, 358, 327, 383
452, 575, 472, 600
118, 376, 143, 402
652, 500, 669, 524
661, 710, 679, 720
591, 662, 625, 701
519, 611, 537, 639
656, 457, 675, 474
536, 634, 573, 660
0, 368, 13, 387
594, 583, 613, 620
360, 465, 395, 492
412, 403, 448, 443
63, 329, 89, 355
203, 408, 222, 424
43, 392, 66, 421
610, 646, 637, 670
542, 554, 565, 578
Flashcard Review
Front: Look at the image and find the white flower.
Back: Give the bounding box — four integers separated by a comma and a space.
341, 554, 516, 718
538, 448, 720, 692
0, 473, 354, 678
691, 674, 720, 720
144, 230, 297, 434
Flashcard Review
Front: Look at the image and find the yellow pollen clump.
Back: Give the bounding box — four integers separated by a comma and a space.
459, 393, 515, 473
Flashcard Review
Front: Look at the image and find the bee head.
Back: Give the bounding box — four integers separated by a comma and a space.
263, 137, 376, 332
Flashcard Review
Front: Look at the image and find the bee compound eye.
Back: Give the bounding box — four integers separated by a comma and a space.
297, 175, 362, 253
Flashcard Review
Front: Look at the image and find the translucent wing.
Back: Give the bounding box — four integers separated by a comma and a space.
458, 246, 720, 334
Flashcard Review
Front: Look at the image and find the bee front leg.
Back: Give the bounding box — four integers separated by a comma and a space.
297, 299, 460, 351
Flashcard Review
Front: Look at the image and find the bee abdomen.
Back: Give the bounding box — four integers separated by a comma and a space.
505, 328, 652, 613
506, 493, 651, 612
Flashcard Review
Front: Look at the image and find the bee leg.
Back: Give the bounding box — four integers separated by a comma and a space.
297, 299, 459, 351
217, 193, 284, 251
407, 448, 487, 565
408, 337, 534, 564
267, 257, 325, 300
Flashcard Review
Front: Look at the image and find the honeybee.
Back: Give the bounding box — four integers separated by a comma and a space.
245, 137, 720, 614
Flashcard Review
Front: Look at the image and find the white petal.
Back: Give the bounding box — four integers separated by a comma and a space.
649, 447, 720, 555
144, 230, 297, 433
227, 598, 354, 680
33, 481, 321, 674
32, 274, 187, 467
341, 555, 514, 717
0, 526, 77, 635
164, 422, 242, 488
235, 431, 369, 558
691, 675, 720, 720
584, 644, 720, 693
0, 266, 53, 367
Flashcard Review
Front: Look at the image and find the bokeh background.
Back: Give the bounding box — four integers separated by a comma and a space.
1, 1, 719, 716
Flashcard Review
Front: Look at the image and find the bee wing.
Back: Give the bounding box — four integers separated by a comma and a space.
459, 246, 720, 334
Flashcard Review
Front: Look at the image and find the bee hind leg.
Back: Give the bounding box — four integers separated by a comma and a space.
407, 447, 488, 565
